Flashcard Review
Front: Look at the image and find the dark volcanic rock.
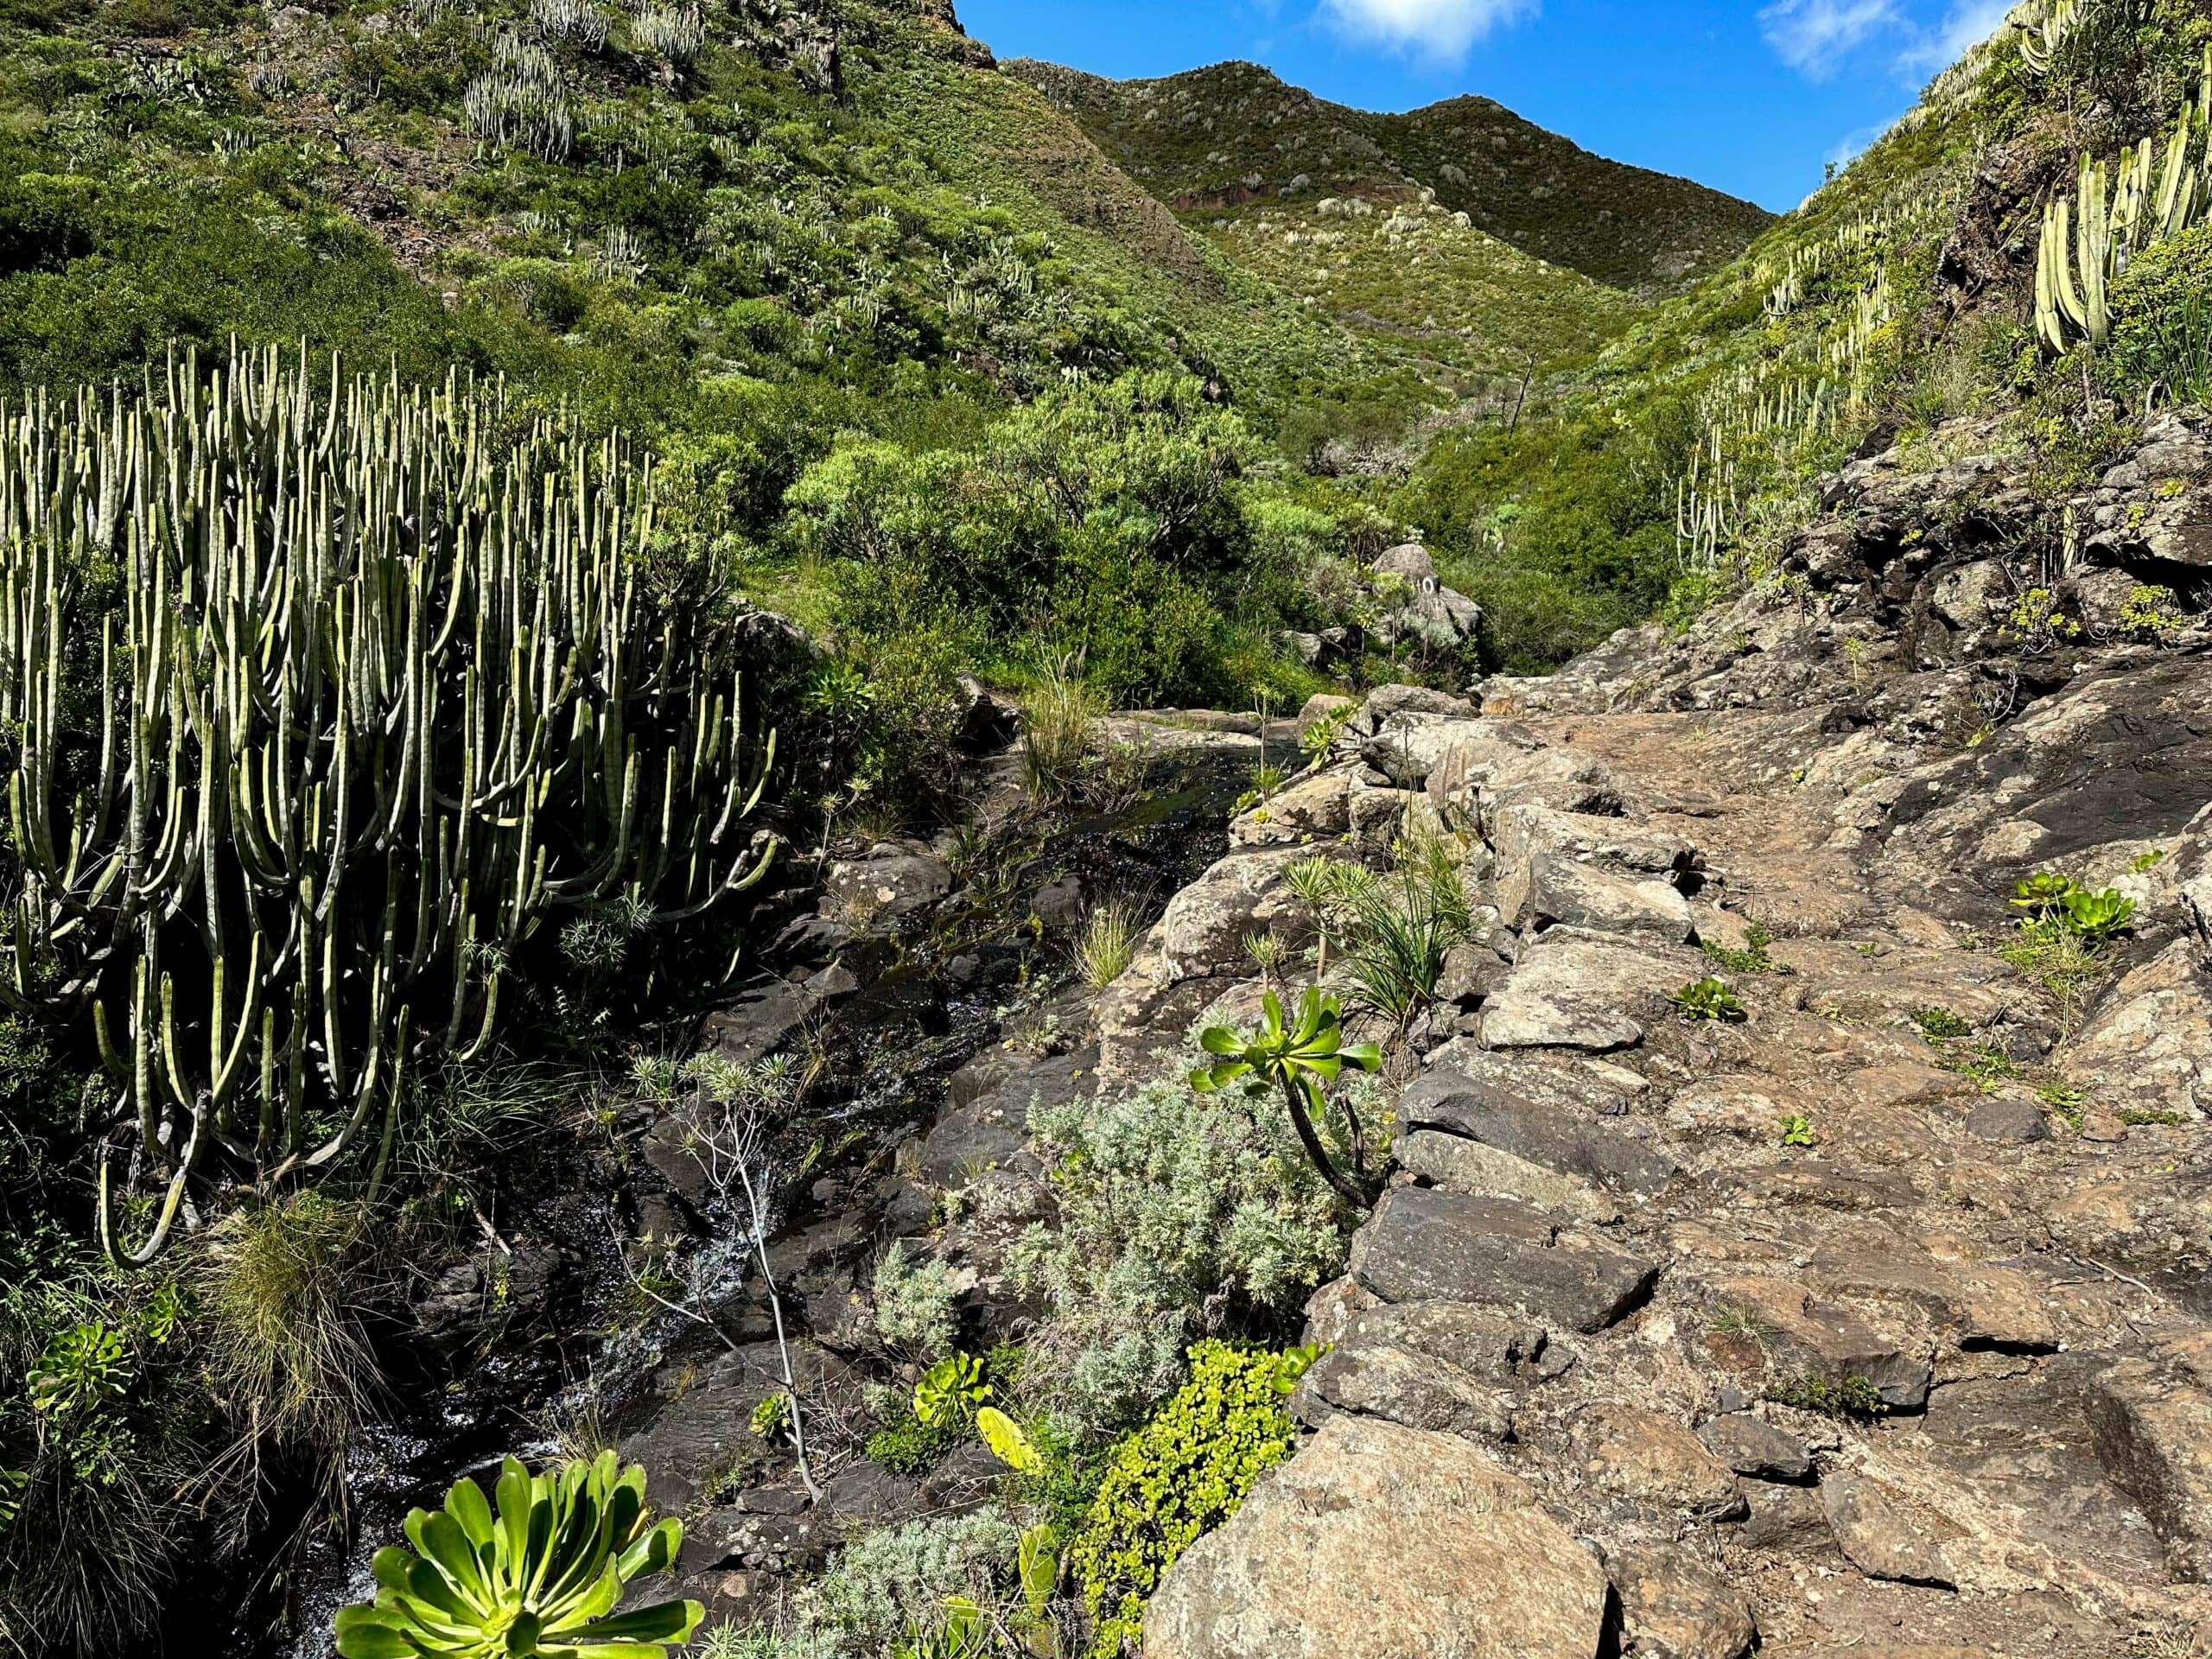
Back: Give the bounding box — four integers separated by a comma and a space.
1348, 1186, 1657, 1332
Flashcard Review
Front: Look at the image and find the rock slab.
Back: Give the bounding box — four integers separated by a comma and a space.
1143, 1416, 1611, 1659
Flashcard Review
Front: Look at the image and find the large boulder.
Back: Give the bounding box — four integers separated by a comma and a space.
1227, 771, 1351, 847
1490, 805, 1694, 927
2057, 939, 2212, 1120
1157, 847, 1320, 980
823, 847, 953, 928
1143, 1417, 1611, 1659
1398, 1066, 1675, 1195
2087, 1357, 2212, 1580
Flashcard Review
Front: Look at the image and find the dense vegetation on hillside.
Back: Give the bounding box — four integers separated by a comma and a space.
3, 0, 2212, 1650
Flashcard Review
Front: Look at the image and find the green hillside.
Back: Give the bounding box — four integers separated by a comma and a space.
1004, 57, 1775, 295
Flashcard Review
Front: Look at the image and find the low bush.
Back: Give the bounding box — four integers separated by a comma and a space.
1065, 1344, 1302, 1659
1011, 1080, 1347, 1433
803, 1507, 1025, 1651
868, 1243, 961, 1363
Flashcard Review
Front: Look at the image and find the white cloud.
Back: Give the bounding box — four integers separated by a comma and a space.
1897, 0, 2011, 75
1321, 0, 1536, 60
1758, 0, 1899, 78
1762, 0, 2012, 82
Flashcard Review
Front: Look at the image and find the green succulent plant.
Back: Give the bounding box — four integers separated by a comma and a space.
914, 1352, 990, 1428
26, 1323, 132, 1418
1192, 987, 1381, 1205
1669, 978, 1747, 1023
2060, 886, 2137, 943
2010, 871, 2079, 915
334, 1452, 701, 1659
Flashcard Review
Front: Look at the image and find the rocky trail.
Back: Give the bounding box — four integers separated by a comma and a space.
349, 415, 2212, 1659
945, 416, 2212, 1656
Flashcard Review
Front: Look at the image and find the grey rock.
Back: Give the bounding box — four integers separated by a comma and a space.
1228, 771, 1350, 846
700, 978, 819, 1066
1144, 1417, 1611, 1659
1474, 927, 1696, 1052
2086, 1357, 2212, 1581
1398, 1066, 1676, 1194
1965, 1096, 2050, 1143
1491, 804, 1693, 925
1609, 1545, 1758, 1659
1158, 847, 1322, 979
1294, 1341, 1515, 1441
1820, 1473, 1959, 1587
1395, 1130, 1621, 1224
823, 849, 952, 927
1522, 851, 1693, 944
1738, 1480, 1836, 1553
1698, 1414, 1815, 1482
1349, 1186, 1658, 1332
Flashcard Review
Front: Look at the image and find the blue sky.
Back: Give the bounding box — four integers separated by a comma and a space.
955, 0, 2012, 212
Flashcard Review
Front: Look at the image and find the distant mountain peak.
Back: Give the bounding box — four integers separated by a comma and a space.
1002, 57, 1772, 296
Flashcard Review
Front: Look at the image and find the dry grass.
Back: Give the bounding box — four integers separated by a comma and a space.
196, 1192, 389, 1454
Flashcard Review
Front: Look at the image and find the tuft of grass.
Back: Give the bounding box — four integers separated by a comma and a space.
196, 1192, 387, 1456
1337, 831, 1472, 1028
1020, 660, 1105, 804
1999, 918, 2109, 1022
1073, 898, 1143, 989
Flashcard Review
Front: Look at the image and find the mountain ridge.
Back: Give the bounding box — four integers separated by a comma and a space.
1002, 55, 1775, 296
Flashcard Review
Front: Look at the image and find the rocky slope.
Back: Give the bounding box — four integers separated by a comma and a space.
638, 405, 2212, 1655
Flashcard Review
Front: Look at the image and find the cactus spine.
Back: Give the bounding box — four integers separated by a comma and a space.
0, 346, 776, 1261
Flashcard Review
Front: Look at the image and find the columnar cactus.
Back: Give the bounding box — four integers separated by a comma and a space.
0, 346, 776, 1261
2037, 52, 2212, 351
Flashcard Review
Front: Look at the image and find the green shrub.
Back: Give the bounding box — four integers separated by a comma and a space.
1700, 921, 1780, 975
863, 1401, 969, 1479
1765, 1373, 1891, 1420
2107, 223, 2212, 405
1066, 1344, 1302, 1659
803, 1507, 1023, 1650
868, 1243, 960, 1363
1011, 1080, 1348, 1432
1910, 1007, 1974, 1042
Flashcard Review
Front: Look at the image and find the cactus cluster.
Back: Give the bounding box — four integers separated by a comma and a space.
0, 347, 775, 1262
2012, 0, 2083, 73
2037, 49, 2212, 351
464, 34, 574, 162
